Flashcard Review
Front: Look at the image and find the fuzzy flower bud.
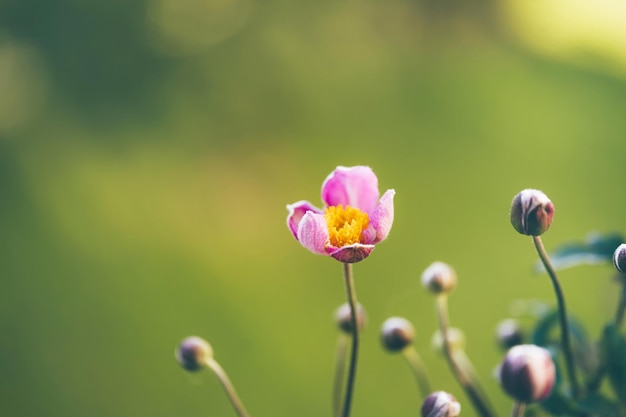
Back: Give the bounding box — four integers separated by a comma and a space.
421, 391, 461, 417
613, 244, 626, 273
499, 344, 555, 403
495, 319, 524, 350
335, 303, 367, 334
510, 189, 555, 236
432, 327, 465, 353
422, 262, 457, 295
380, 317, 415, 352
176, 336, 213, 372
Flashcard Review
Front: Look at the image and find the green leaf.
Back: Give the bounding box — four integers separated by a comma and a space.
531, 309, 593, 353
600, 324, 626, 405
531, 308, 600, 387
531, 309, 559, 347
535, 232, 624, 272
540, 390, 586, 416
577, 394, 624, 417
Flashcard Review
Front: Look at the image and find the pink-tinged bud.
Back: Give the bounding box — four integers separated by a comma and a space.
176, 336, 213, 372
510, 189, 555, 236
421, 391, 461, 417
495, 319, 524, 350
380, 317, 415, 352
613, 244, 626, 273
335, 303, 367, 334
421, 262, 457, 295
499, 344, 556, 403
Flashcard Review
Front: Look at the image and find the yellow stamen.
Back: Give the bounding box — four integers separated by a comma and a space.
324, 205, 369, 248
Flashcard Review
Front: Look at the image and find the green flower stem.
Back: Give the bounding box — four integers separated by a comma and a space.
532, 235, 580, 398
333, 333, 349, 417
205, 357, 251, 417
401, 345, 431, 399
436, 295, 495, 417
341, 262, 360, 417
452, 349, 488, 400
511, 401, 526, 417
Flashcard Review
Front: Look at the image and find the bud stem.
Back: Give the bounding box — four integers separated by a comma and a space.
436, 295, 496, 417
341, 262, 359, 417
205, 357, 251, 417
511, 401, 526, 417
332, 334, 349, 417
402, 345, 432, 399
532, 235, 580, 398
452, 349, 483, 395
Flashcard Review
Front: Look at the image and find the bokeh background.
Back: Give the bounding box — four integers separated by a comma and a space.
1, 0, 625, 416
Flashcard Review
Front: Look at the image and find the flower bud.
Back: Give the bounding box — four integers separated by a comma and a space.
613, 243, 626, 273
335, 302, 367, 334
432, 327, 465, 353
176, 336, 213, 372
422, 262, 457, 295
421, 391, 461, 417
380, 317, 415, 352
498, 344, 555, 403
510, 189, 555, 236
495, 319, 524, 349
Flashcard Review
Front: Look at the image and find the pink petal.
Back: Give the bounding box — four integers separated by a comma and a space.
297, 211, 330, 255
330, 244, 375, 263
370, 189, 395, 243
321, 166, 380, 213
286, 200, 323, 240
360, 224, 377, 244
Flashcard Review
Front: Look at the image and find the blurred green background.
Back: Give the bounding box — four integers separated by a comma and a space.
1, 0, 625, 416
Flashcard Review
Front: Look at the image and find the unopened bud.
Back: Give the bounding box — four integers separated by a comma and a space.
335, 303, 367, 334
381, 317, 415, 352
176, 336, 213, 372
613, 244, 626, 273
432, 327, 465, 353
495, 319, 524, 349
510, 189, 555, 236
421, 391, 461, 417
422, 262, 457, 294
499, 344, 555, 403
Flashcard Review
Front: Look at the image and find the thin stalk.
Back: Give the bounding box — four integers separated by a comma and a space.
341, 262, 359, 417
532, 235, 580, 397
205, 357, 250, 417
452, 349, 490, 402
511, 402, 526, 417
402, 345, 431, 399
333, 334, 349, 417
436, 295, 495, 417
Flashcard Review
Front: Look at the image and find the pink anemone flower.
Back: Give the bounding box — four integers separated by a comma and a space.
286, 166, 395, 263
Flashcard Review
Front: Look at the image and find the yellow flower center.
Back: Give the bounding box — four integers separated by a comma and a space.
324, 205, 369, 248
